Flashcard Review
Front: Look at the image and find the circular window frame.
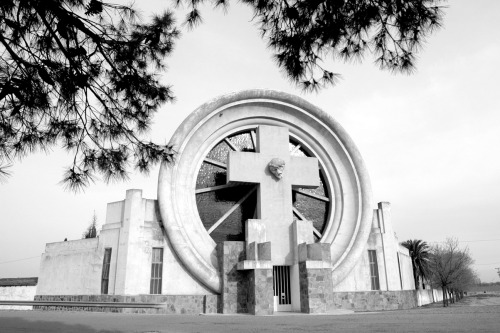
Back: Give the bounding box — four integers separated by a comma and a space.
158, 90, 373, 293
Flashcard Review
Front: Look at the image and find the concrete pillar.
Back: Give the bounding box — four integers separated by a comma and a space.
247, 269, 274, 315
219, 242, 248, 314
377, 202, 402, 291
113, 189, 145, 295
233, 239, 273, 315
290, 220, 314, 311
298, 243, 334, 313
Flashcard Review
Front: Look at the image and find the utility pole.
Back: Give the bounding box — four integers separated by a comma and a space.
495, 268, 500, 279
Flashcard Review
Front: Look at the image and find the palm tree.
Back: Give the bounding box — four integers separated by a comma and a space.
402, 239, 430, 289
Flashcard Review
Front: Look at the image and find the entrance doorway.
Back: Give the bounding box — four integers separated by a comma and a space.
273, 266, 292, 311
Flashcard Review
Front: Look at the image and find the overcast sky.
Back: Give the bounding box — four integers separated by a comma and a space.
1, 1, 499, 283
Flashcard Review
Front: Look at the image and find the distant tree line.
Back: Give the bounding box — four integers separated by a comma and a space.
476, 282, 500, 286
402, 238, 478, 307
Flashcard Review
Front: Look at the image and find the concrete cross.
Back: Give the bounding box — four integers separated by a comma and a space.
227, 125, 319, 264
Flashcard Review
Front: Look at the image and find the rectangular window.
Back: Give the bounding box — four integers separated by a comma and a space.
368, 250, 380, 290
397, 252, 403, 290
101, 248, 112, 294
150, 248, 163, 294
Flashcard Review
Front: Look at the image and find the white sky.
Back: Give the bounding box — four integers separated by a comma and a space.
1, 1, 499, 283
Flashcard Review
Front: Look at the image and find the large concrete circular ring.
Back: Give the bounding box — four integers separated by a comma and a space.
158, 90, 373, 294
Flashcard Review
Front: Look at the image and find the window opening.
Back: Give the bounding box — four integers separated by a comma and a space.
101, 248, 112, 294
368, 250, 380, 290
397, 252, 403, 290
150, 248, 164, 294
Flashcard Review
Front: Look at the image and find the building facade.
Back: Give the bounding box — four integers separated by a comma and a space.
36, 90, 416, 314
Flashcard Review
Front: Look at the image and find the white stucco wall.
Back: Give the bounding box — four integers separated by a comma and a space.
333, 202, 414, 292
0, 285, 36, 310
332, 243, 372, 291
36, 190, 214, 297
417, 288, 443, 306
36, 238, 102, 295
109, 190, 212, 295
36, 190, 412, 298
398, 246, 415, 290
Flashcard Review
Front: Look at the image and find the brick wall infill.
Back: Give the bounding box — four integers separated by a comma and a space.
331, 290, 418, 311
299, 262, 334, 313
218, 241, 249, 314
248, 269, 273, 315
33, 294, 218, 314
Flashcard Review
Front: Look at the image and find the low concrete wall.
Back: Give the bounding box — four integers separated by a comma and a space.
332, 290, 418, 311
34, 294, 219, 314
37, 238, 102, 295
397, 248, 415, 290
416, 288, 443, 306
0, 286, 37, 310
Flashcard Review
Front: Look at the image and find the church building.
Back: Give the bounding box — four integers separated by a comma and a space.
35, 90, 416, 315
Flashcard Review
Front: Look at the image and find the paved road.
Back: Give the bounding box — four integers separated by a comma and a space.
1, 294, 500, 333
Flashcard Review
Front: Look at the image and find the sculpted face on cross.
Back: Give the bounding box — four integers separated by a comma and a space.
227, 125, 319, 264
268, 158, 285, 180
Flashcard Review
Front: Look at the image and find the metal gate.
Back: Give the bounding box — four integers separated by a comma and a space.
273, 266, 292, 311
